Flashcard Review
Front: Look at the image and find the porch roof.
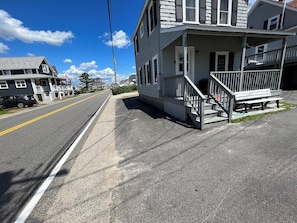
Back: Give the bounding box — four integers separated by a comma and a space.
161, 24, 295, 46
0, 74, 66, 81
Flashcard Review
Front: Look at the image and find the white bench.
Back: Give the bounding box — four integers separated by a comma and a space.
234, 88, 282, 113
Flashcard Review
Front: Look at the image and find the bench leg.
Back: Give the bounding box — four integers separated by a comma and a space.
276, 100, 280, 108
261, 102, 264, 110
244, 104, 248, 113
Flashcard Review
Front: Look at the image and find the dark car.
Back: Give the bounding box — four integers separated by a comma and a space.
0, 95, 37, 109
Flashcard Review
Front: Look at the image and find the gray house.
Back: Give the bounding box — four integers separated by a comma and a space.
0, 56, 74, 102
133, 0, 294, 129
247, 0, 297, 89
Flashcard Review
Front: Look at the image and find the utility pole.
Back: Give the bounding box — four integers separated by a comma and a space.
107, 0, 117, 86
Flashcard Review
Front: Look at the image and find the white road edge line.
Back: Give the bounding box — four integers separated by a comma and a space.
14, 93, 111, 223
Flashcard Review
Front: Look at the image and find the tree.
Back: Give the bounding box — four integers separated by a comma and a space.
79, 72, 93, 91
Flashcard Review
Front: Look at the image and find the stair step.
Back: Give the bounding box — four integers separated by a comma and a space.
204, 109, 218, 116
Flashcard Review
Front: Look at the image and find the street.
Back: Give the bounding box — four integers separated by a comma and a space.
0, 90, 111, 223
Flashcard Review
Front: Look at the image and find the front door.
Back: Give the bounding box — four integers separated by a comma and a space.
215, 52, 229, 71
175, 46, 195, 81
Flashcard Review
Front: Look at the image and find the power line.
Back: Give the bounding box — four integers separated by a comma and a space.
107, 0, 117, 85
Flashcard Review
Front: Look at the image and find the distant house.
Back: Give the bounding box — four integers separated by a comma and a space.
0, 56, 74, 102
132, 0, 294, 129
247, 0, 297, 89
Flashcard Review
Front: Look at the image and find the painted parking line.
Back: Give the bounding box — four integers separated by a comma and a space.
0, 94, 97, 137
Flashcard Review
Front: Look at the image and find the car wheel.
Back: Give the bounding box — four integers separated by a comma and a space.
28, 104, 33, 107
17, 102, 24, 108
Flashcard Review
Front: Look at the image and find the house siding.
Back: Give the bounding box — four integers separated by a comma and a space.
0, 79, 34, 97
159, 0, 248, 29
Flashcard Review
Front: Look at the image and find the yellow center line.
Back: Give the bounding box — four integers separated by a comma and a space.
0, 94, 98, 137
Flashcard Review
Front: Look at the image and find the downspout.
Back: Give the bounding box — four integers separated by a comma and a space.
279, 37, 288, 90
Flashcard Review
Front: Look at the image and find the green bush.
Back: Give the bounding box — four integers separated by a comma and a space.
112, 85, 137, 95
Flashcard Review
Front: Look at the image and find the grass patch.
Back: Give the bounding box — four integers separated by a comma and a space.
0, 108, 18, 116
231, 102, 296, 123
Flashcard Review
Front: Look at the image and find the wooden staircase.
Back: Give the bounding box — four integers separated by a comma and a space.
186, 98, 229, 129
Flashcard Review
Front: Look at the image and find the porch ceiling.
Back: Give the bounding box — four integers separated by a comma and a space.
161, 24, 295, 47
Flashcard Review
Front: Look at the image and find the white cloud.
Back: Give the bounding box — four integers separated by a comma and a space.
103, 30, 131, 49
27, 53, 35, 56
61, 60, 128, 86
0, 9, 74, 46
64, 58, 72, 63
79, 60, 97, 70
0, 42, 9, 53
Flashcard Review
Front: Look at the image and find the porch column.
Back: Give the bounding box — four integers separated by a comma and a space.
182, 32, 188, 77
240, 35, 247, 91
279, 37, 288, 89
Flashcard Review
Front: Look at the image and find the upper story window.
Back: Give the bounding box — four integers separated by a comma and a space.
3, 70, 10, 75
211, 0, 237, 26
148, 0, 157, 35
184, 0, 199, 23
0, 81, 8, 89
140, 22, 144, 38
152, 55, 158, 84
42, 64, 49, 73
134, 34, 139, 54
218, 0, 232, 25
268, 15, 280, 30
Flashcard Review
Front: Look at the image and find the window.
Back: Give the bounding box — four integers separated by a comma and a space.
152, 55, 158, 83
255, 44, 267, 63
215, 52, 229, 71
145, 61, 152, 84
140, 22, 144, 38
138, 67, 143, 85
15, 80, 27, 88
0, 81, 8, 89
268, 15, 280, 30
11, 70, 24, 75
135, 34, 139, 54
42, 64, 49, 73
25, 69, 32, 74
3, 70, 10, 75
148, 0, 157, 35
184, 0, 199, 23
218, 0, 232, 25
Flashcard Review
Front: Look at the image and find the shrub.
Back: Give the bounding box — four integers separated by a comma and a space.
112, 85, 137, 95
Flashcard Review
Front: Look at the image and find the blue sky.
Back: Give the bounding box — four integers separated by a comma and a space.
0, 0, 145, 86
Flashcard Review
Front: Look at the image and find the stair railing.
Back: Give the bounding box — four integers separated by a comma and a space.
184, 76, 206, 129
208, 73, 234, 122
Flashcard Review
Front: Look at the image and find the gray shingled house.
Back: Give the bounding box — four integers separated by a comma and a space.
247, 0, 297, 89
0, 56, 73, 102
133, 0, 294, 129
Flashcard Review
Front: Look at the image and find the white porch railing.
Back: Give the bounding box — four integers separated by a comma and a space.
211, 69, 282, 92
246, 44, 297, 66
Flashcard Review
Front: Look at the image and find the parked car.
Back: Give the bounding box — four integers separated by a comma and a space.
0, 95, 37, 109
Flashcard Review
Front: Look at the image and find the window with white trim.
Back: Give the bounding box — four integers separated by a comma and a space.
42, 64, 49, 73
268, 15, 280, 30
152, 55, 158, 84
184, 0, 199, 23
255, 44, 267, 63
145, 61, 152, 85
15, 80, 27, 88
218, 0, 232, 25
148, 0, 157, 35
215, 52, 229, 71
134, 34, 139, 54
138, 67, 143, 85
0, 81, 8, 89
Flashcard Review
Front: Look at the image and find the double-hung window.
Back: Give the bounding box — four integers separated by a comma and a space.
218, 0, 232, 25
184, 0, 199, 23
152, 55, 158, 83
268, 15, 280, 30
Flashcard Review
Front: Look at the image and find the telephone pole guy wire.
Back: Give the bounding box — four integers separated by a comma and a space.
107, 0, 117, 85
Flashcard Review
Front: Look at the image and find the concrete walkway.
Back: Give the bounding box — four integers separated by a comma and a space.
30, 91, 297, 223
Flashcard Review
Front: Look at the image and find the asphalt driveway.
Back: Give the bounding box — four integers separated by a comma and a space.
110, 92, 297, 222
